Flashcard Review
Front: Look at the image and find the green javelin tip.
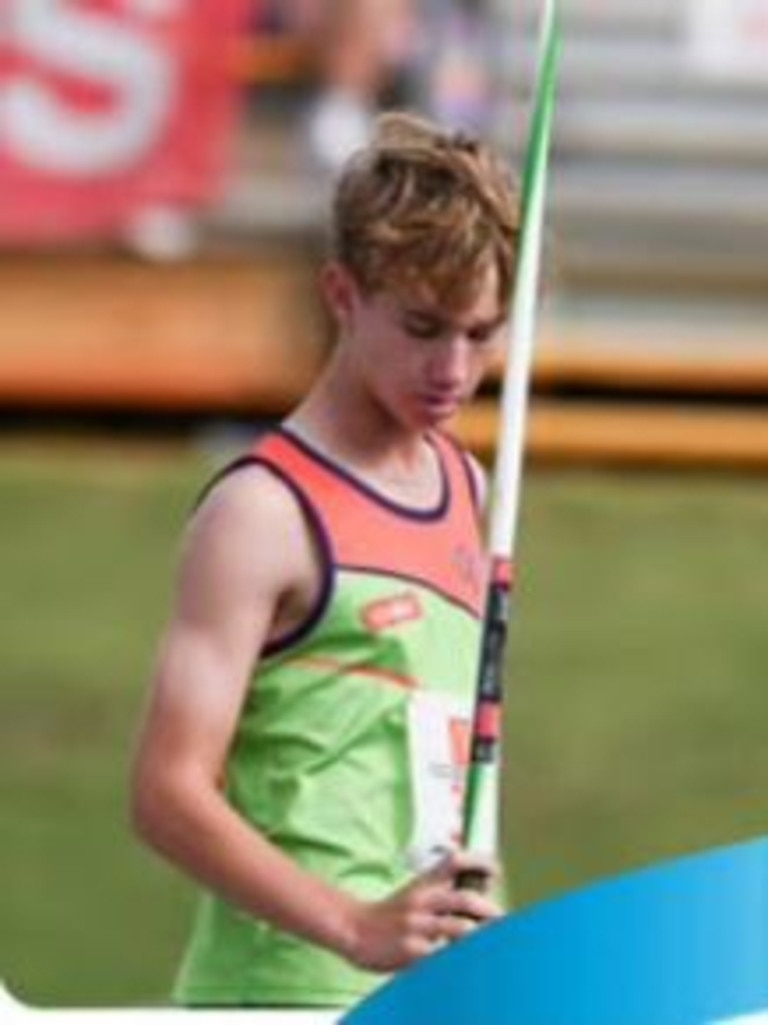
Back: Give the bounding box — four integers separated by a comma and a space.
487, 0, 563, 560
520, 0, 563, 227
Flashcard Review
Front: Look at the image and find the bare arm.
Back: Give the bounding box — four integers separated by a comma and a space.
131, 467, 500, 972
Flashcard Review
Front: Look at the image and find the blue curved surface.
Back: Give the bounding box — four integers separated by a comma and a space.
344, 839, 768, 1025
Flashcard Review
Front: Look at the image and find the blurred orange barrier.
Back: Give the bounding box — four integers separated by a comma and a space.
534, 349, 768, 396
3, 254, 767, 472
454, 399, 768, 470
487, 333, 768, 398
0, 254, 326, 413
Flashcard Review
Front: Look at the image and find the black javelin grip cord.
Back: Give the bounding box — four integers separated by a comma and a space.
457, 556, 513, 893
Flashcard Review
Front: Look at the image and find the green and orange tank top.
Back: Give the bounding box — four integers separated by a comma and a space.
174, 425, 487, 1008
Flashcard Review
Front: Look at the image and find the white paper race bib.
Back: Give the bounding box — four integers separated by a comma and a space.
405, 690, 470, 872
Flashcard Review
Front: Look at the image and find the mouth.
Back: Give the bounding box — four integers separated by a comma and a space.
417, 391, 464, 418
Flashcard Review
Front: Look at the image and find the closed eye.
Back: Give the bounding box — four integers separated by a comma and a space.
468, 319, 505, 345
468, 326, 497, 345
402, 314, 446, 340
401, 309, 505, 344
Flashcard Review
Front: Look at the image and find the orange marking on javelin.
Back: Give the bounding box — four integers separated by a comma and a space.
292, 655, 419, 690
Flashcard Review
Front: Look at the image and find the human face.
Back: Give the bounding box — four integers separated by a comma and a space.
325, 262, 507, 431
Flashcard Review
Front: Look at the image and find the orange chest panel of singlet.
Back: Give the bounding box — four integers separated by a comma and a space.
254, 429, 486, 617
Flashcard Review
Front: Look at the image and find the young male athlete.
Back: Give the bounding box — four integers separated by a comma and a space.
131, 111, 520, 1008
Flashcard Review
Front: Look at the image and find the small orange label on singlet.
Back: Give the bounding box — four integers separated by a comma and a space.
449, 716, 471, 773
362, 592, 424, 632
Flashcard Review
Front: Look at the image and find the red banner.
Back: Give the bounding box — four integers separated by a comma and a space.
0, 0, 249, 242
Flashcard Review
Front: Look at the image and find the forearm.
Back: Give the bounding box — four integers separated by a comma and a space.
132, 772, 361, 962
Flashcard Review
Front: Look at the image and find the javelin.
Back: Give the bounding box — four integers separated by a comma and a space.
461, 0, 563, 871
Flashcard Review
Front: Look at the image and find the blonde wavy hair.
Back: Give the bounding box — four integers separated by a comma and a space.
331, 111, 520, 311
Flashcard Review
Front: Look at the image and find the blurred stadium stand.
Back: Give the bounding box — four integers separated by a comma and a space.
1, 0, 766, 468
468, 0, 768, 467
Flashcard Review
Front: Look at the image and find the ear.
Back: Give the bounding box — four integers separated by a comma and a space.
320, 261, 361, 326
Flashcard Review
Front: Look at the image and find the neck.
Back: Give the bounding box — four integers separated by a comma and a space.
288, 346, 427, 472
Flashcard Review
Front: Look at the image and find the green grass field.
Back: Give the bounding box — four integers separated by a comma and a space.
2, 442, 767, 1006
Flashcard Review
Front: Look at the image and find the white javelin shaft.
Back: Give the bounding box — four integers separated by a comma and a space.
460, 0, 563, 862
489, 0, 562, 560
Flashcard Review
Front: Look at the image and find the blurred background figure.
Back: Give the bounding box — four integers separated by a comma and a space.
257, 0, 496, 171
300, 0, 423, 170
425, 0, 495, 135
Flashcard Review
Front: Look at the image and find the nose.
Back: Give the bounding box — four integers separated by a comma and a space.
427, 337, 471, 390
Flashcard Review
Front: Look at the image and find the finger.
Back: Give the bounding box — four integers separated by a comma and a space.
417, 873, 500, 917
419, 849, 496, 892
435, 888, 504, 922
400, 935, 440, 966
403, 874, 455, 914
406, 914, 449, 961
410, 853, 499, 913
436, 914, 478, 943
408, 911, 444, 943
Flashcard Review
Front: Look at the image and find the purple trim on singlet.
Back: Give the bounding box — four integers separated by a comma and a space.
276, 425, 451, 522
441, 431, 481, 516
255, 459, 336, 658
192, 455, 266, 511
192, 455, 335, 660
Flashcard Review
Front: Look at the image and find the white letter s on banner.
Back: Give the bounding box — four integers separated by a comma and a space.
1, 0, 178, 176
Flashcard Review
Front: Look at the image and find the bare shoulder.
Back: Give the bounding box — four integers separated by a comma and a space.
192, 461, 304, 537
178, 461, 314, 608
